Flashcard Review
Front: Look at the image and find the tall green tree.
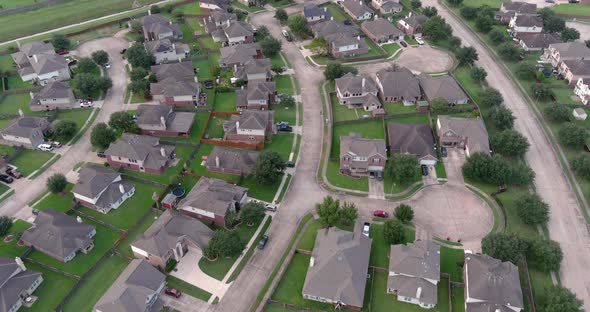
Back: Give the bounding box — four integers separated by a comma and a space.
558, 123, 587, 149
125, 43, 155, 68
423, 6, 437, 17
540, 286, 583, 312
462, 153, 513, 185
423, 16, 450, 41
77, 58, 97, 73
470, 66, 487, 83
386, 154, 420, 185
274, 8, 288, 24
54, 120, 77, 141
239, 202, 266, 226
515, 62, 537, 80
544, 104, 570, 122
90, 123, 117, 150
571, 155, 590, 179
260, 36, 282, 57
457, 46, 478, 66
51, 34, 71, 51
490, 130, 529, 157
481, 233, 528, 265
526, 238, 563, 272
488, 29, 506, 44
531, 84, 554, 101
109, 111, 136, 132
252, 150, 286, 184
91, 50, 109, 66
394, 204, 414, 224
47, 173, 68, 194
316, 196, 341, 227
323, 62, 357, 80
479, 88, 504, 107
561, 27, 580, 42
383, 220, 405, 245
339, 202, 358, 226
489, 105, 515, 130
0, 216, 12, 238
498, 43, 521, 61
287, 15, 312, 38
515, 193, 549, 226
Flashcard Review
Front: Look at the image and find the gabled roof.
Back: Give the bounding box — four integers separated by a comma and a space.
341, 0, 374, 18
136, 104, 195, 133
502, 1, 537, 14
519, 33, 561, 49
563, 59, 590, 75
95, 259, 166, 312
205, 146, 259, 173
548, 42, 590, 59
144, 38, 174, 54
304, 4, 332, 19
224, 21, 254, 38
72, 164, 122, 199
151, 61, 196, 82
247, 81, 275, 100
312, 20, 360, 38
181, 177, 247, 215
362, 18, 402, 38
219, 43, 260, 66
381, 1, 403, 10
0, 116, 49, 140
33, 81, 73, 99
302, 228, 371, 308
403, 13, 427, 28
340, 133, 387, 158
142, 14, 182, 38
418, 74, 468, 103
438, 116, 490, 155
105, 134, 175, 170
210, 10, 237, 23
30, 54, 68, 75
20, 41, 55, 56
234, 58, 272, 80
336, 73, 378, 95
512, 15, 543, 28
376, 68, 421, 100
387, 122, 437, 161
150, 77, 200, 97
0, 257, 42, 312
225, 110, 272, 131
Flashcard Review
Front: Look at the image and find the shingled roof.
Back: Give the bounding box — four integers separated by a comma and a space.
376, 68, 421, 101
387, 122, 437, 162
105, 134, 175, 170
205, 146, 259, 174
362, 18, 402, 38
219, 43, 260, 66
0, 116, 49, 140
151, 61, 196, 82
73, 164, 122, 199
136, 104, 195, 134
341, 0, 374, 18
519, 33, 561, 49
548, 42, 590, 59
438, 116, 490, 155
181, 177, 247, 216
340, 133, 387, 159
150, 77, 200, 97
418, 74, 468, 103
336, 73, 378, 96
563, 59, 590, 76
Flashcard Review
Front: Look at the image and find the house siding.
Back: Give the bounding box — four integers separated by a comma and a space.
179, 208, 226, 227
107, 156, 167, 174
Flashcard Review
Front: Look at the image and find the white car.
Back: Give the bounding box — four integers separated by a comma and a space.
265, 204, 277, 212
80, 100, 93, 108
415, 37, 425, 45
37, 144, 54, 152
362, 222, 370, 237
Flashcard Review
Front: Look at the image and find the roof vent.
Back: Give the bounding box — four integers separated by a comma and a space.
416, 287, 422, 299
119, 184, 125, 194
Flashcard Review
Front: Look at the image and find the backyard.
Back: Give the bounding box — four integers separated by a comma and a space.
0, 220, 31, 258
116, 209, 162, 258
23, 262, 77, 312
187, 143, 241, 183
121, 145, 194, 184
204, 115, 231, 139
213, 91, 237, 112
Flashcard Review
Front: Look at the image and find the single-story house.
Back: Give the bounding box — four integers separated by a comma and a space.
361, 18, 403, 43
223, 110, 275, 143
144, 39, 189, 64
0, 116, 50, 149
218, 43, 261, 68
387, 122, 438, 165
418, 74, 468, 105
340, 132, 387, 177
105, 134, 176, 174
205, 146, 260, 176
29, 81, 75, 111
141, 14, 182, 41
518, 33, 561, 52
235, 81, 276, 110
573, 108, 587, 121
375, 68, 421, 105
136, 104, 196, 137
372, 0, 402, 14
72, 164, 135, 214
0, 257, 43, 312
303, 4, 332, 24
233, 58, 272, 82
574, 78, 590, 105
437, 116, 490, 156
559, 59, 590, 85
341, 0, 374, 21
397, 13, 427, 37
335, 73, 381, 111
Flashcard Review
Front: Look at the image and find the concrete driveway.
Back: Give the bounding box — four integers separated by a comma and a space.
368, 178, 385, 199
443, 148, 466, 185
170, 249, 230, 299
356, 46, 454, 75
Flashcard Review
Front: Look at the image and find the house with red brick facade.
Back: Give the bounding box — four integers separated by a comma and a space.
223, 110, 275, 143
236, 81, 276, 110
397, 13, 427, 37
179, 177, 248, 227
72, 164, 135, 214
218, 43, 262, 68
205, 146, 259, 176
136, 104, 195, 137
340, 133, 387, 178
150, 61, 200, 107
211, 20, 255, 46
105, 134, 176, 174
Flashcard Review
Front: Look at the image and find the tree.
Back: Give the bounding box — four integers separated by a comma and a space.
205, 230, 245, 259
73, 73, 97, 98
239, 202, 266, 226
96, 76, 113, 91
531, 83, 554, 101
423, 16, 450, 41
150, 4, 161, 13
130, 68, 148, 82
460, 6, 477, 19
394, 204, 414, 224
498, 43, 521, 61
339, 202, 358, 226
323, 62, 357, 80
256, 25, 270, 40
171, 8, 183, 18
309, 37, 329, 56
510, 162, 535, 186
514, 193, 549, 226
130, 20, 143, 34
489, 105, 515, 130
316, 196, 340, 227
125, 43, 155, 68
54, 120, 77, 141
383, 220, 405, 245
0, 216, 12, 238
109, 111, 135, 132
77, 58, 97, 73
538, 7, 555, 21
527, 238, 563, 272
47, 173, 67, 194
479, 88, 503, 107
52, 34, 70, 51
447, 0, 463, 6
543, 16, 566, 33
462, 153, 512, 185
287, 15, 312, 38
423, 6, 437, 17
470, 67, 487, 83
586, 40, 590, 49
448, 36, 462, 49
410, 0, 421, 9
571, 155, 590, 179
260, 36, 282, 57
515, 61, 537, 80
540, 286, 583, 312
475, 16, 494, 33
561, 27, 580, 42
91, 50, 109, 66
457, 46, 478, 66
90, 123, 116, 150
386, 154, 420, 185
274, 8, 288, 24
559, 123, 588, 149
488, 28, 506, 44
491, 130, 529, 158
430, 97, 449, 110
252, 150, 286, 184
481, 233, 528, 265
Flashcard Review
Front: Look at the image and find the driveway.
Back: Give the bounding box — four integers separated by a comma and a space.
368, 178, 385, 199
443, 148, 466, 185
356, 46, 454, 75
170, 249, 230, 300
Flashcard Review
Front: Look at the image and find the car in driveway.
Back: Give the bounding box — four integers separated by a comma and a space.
80, 99, 93, 108
164, 288, 182, 298
265, 203, 277, 212
421, 164, 429, 176
362, 222, 370, 237
344, 20, 352, 25
0, 175, 14, 184
97, 151, 106, 158
373, 210, 389, 218
6, 168, 22, 179
400, 41, 408, 48
258, 234, 269, 249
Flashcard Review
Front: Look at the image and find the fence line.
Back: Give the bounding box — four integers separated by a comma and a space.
119, 173, 167, 187
71, 207, 126, 233
0, 0, 66, 17
23, 256, 81, 280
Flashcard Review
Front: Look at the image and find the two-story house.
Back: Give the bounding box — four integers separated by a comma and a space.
372, 0, 402, 14
0, 257, 43, 312
340, 133, 387, 177
397, 13, 428, 37
205, 146, 260, 176
233, 58, 272, 82
136, 104, 196, 137
150, 61, 201, 106
303, 4, 332, 24
508, 14, 543, 36
223, 110, 275, 143
141, 14, 182, 41
105, 134, 176, 174
11, 41, 70, 85
375, 68, 421, 105
311, 20, 369, 58
543, 42, 590, 67
236, 81, 276, 110
437, 116, 490, 156
72, 164, 135, 214
575, 78, 590, 105
203, 10, 237, 33
0, 116, 50, 149
212, 20, 255, 45
518, 33, 561, 52
335, 73, 381, 111
144, 39, 189, 64
559, 59, 590, 85
341, 0, 374, 21
28, 81, 75, 112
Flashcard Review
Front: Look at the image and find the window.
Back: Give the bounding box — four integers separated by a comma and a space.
373, 158, 380, 163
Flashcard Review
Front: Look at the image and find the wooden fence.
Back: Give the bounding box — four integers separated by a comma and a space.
200, 111, 265, 150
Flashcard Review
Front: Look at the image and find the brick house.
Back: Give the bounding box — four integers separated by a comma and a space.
436, 116, 490, 156
397, 13, 427, 37
150, 61, 200, 107
0, 257, 44, 312
72, 164, 135, 214
235, 81, 276, 110
141, 14, 182, 41
105, 134, 176, 174
205, 146, 259, 176
375, 68, 421, 105
136, 104, 195, 137
223, 110, 275, 143
340, 133, 387, 177
335, 73, 381, 111
559, 59, 590, 85
362, 18, 403, 44
29, 81, 75, 112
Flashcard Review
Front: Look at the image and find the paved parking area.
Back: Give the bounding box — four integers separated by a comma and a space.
443, 148, 466, 185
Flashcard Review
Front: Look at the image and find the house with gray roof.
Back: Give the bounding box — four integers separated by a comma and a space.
303, 4, 332, 24
311, 21, 369, 58
302, 227, 371, 310
219, 43, 261, 68
0, 257, 43, 312
236, 81, 276, 110
418, 74, 468, 105
11, 41, 70, 86
72, 164, 135, 214
560, 59, 590, 85
136, 104, 195, 137
509, 14, 543, 36
234, 58, 272, 82
518, 33, 561, 52
29, 81, 75, 112
94, 259, 166, 312
497, 1, 537, 23
341, 0, 374, 21
212, 20, 255, 45
340, 133, 387, 177
437, 116, 489, 156
141, 14, 182, 41
312, 20, 361, 39
543, 42, 590, 67
151, 77, 201, 107
144, 39, 189, 64
0, 116, 50, 149
376, 68, 421, 105
397, 13, 428, 37
179, 177, 248, 227
223, 110, 274, 143
388, 240, 440, 309
105, 134, 176, 174
335, 73, 382, 111
204, 10, 237, 33
206, 146, 260, 176
388, 122, 438, 166
372, 0, 402, 14
464, 253, 524, 312
151, 61, 196, 82
131, 210, 213, 270
362, 18, 403, 43
22, 209, 96, 262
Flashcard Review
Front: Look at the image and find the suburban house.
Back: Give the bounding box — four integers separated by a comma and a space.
211, 20, 255, 45
302, 227, 372, 310
28, 81, 75, 111
0, 257, 43, 312
205, 146, 260, 176
388, 240, 440, 309
21, 209, 96, 263
335, 73, 381, 111
150, 61, 200, 107
152, 60, 196, 82
340, 133, 387, 177
199, 0, 230, 11
574, 78, 590, 105
341, 0, 374, 21
94, 259, 166, 312
218, 43, 261, 68
312, 20, 361, 39
72, 164, 135, 214
0, 116, 50, 149
543, 42, 590, 67
362, 18, 403, 43
573, 107, 587, 121
387, 122, 438, 166
437, 116, 490, 156
141, 14, 182, 41
559, 59, 590, 85
372, 0, 402, 15
234, 58, 272, 82
11, 42, 70, 86
497, 1, 537, 23
464, 252, 524, 312
179, 177, 248, 227
311, 21, 368, 58
397, 13, 428, 37
303, 4, 332, 24
518, 33, 561, 52
375, 68, 421, 105
11, 41, 54, 68
418, 74, 469, 105
508, 14, 543, 36
236, 81, 276, 110
223, 110, 275, 143
233, 0, 256, 7
204, 10, 237, 33
105, 134, 176, 174
131, 210, 213, 270
144, 39, 189, 64
136, 104, 196, 137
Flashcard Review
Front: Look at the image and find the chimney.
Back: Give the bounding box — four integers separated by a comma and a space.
416, 287, 422, 299
362, 77, 366, 89
76, 216, 83, 223
215, 156, 220, 167
33, 54, 38, 63
15, 257, 26, 271
148, 9, 151, 15
234, 63, 238, 72
331, 16, 334, 21
160, 115, 166, 128
29, 91, 34, 99
357, 35, 361, 41
227, 19, 231, 28
160, 147, 166, 157
119, 184, 125, 194
236, 121, 240, 129
18, 109, 23, 117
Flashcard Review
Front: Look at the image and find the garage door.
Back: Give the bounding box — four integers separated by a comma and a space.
420, 159, 437, 166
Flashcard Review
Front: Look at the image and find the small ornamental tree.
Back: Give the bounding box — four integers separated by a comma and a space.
0, 216, 12, 238
91, 50, 109, 66
47, 173, 68, 194
515, 62, 537, 80
90, 123, 117, 151
479, 88, 504, 107
109, 111, 136, 132
51, 34, 70, 51
386, 154, 420, 185
498, 43, 521, 61
558, 123, 587, 149
274, 8, 288, 24
488, 29, 506, 44
514, 193, 549, 226
526, 238, 563, 272
287, 15, 312, 38
383, 219, 405, 245
77, 58, 97, 73
240, 202, 266, 226
423, 6, 437, 17
531, 84, 554, 101
339, 202, 358, 226
394, 204, 414, 224
54, 120, 77, 141
561, 27, 580, 42
470, 67, 487, 83
316, 196, 340, 227
252, 150, 286, 184
481, 233, 528, 265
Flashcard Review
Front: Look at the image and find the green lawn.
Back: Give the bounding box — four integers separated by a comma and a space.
331, 120, 385, 159
77, 181, 161, 230
331, 94, 363, 122
228, 217, 272, 282
28, 220, 120, 276
452, 287, 465, 312
0, 54, 14, 71
371, 271, 449, 312
22, 262, 77, 312
121, 145, 194, 184
383, 172, 420, 195
194, 58, 213, 80
166, 275, 212, 301
34, 184, 75, 212
325, 3, 348, 22
54, 109, 93, 140
551, 87, 578, 105
461, 0, 502, 8
198, 36, 222, 50
382, 42, 401, 56
266, 133, 295, 161
383, 102, 417, 115
404, 36, 418, 45
178, 2, 205, 15
326, 160, 369, 191
369, 223, 415, 268
9, 149, 54, 177
116, 209, 162, 258
0, 92, 31, 115
0, 0, 38, 10
179, 23, 195, 44
296, 219, 323, 251
62, 254, 130, 312
551, 3, 590, 16
275, 75, 294, 95
6, 74, 33, 90
0, 117, 15, 130
240, 175, 282, 202
0, 220, 31, 258
213, 91, 237, 112
161, 112, 210, 144
272, 99, 296, 125
270, 53, 287, 69
187, 143, 240, 182
440, 246, 464, 282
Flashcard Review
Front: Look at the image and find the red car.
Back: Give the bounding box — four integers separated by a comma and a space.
164, 287, 182, 298
373, 210, 389, 218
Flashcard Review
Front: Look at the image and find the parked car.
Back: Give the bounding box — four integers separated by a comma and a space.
277, 124, 293, 132
285, 161, 295, 168
282, 29, 292, 41
37, 144, 54, 152
377, 171, 383, 181
51, 141, 62, 148
6, 168, 22, 179
400, 41, 408, 48
415, 37, 425, 45
373, 210, 389, 218
265, 204, 277, 212
441, 147, 447, 158
343, 20, 352, 25
258, 234, 269, 249
97, 151, 106, 158
56, 50, 69, 55
0, 175, 14, 184
421, 164, 429, 176
80, 99, 93, 108
164, 288, 182, 298
120, 49, 127, 54
362, 222, 370, 237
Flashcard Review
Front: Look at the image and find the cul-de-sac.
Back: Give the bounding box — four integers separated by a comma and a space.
0, 0, 588, 311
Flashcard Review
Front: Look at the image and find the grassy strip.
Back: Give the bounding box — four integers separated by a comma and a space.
276, 174, 292, 204
0, 190, 15, 206
166, 275, 212, 302
386, 183, 423, 201
465, 185, 501, 233
69, 108, 99, 145
28, 154, 61, 180
227, 217, 273, 282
